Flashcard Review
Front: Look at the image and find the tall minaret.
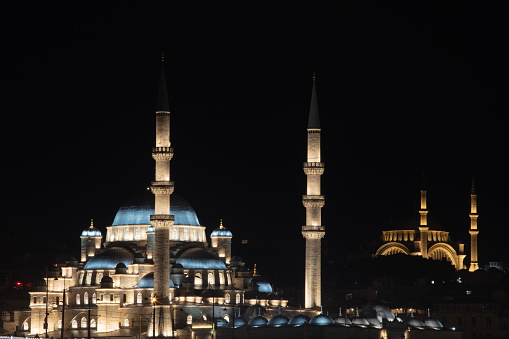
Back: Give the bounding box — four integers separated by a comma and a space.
469, 178, 479, 272
302, 73, 325, 309
149, 55, 174, 337
418, 177, 429, 259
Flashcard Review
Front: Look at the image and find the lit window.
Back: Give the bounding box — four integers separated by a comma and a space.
124, 318, 129, 327
92, 293, 96, 304
81, 317, 87, 328
90, 319, 96, 328
236, 293, 240, 304
225, 293, 230, 304
208, 272, 214, 286
137, 293, 143, 304
23, 322, 29, 331
57, 320, 62, 329
71, 320, 78, 329
187, 315, 193, 325
76, 294, 81, 305
84, 292, 89, 304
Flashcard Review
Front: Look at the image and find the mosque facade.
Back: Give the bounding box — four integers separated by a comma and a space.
14, 65, 464, 338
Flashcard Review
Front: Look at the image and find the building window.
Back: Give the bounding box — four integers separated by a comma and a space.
124, 318, 129, 327
225, 293, 230, 304
187, 315, 192, 325
33, 297, 37, 304
71, 320, 78, 329
219, 271, 225, 285
76, 294, 81, 305
224, 314, 230, 323
137, 293, 143, 304
57, 320, 62, 329
56, 296, 60, 305
208, 272, 214, 286
172, 228, 178, 240
92, 293, 96, 304
236, 293, 240, 304
23, 321, 29, 331
90, 319, 96, 328
81, 317, 87, 328
135, 228, 141, 240
96, 273, 103, 285
84, 292, 89, 304
86, 272, 92, 285
110, 293, 114, 302
123, 294, 127, 303
195, 273, 202, 286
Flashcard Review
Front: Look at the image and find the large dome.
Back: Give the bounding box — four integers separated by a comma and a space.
112, 194, 200, 226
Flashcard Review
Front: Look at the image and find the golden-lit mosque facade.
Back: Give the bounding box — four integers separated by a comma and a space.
17, 68, 468, 339
375, 181, 479, 271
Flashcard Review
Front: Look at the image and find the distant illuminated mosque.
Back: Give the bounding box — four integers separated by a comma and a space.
16, 63, 464, 338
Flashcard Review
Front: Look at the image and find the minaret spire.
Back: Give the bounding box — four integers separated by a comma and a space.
469, 177, 479, 271
418, 174, 429, 258
149, 56, 174, 336
302, 73, 325, 309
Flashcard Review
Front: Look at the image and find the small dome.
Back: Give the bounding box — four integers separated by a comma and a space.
309, 314, 334, 326
288, 314, 310, 327
407, 316, 425, 328
233, 316, 247, 328
176, 247, 226, 269
334, 316, 352, 325
84, 247, 134, 270
267, 314, 289, 327
101, 276, 113, 283
81, 220, 102, 237
112, 194, 200, 226
251, 276, 273, 293
351, 316, 369, 326
248, 315, 268, 327
138, 272, 174, 288
424, 310, 443, 329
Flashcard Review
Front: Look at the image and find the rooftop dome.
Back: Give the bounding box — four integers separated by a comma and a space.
176, 247, 227, 270
424, 310, 444, 329
232, 316, 247, 328
407, 315, 425, 328
112, 194, 200, 226
84, 247, 134, 270
288, 314, 310, 327
211, 220, 232, 237
251, 275, 273, 293
267, 314, 289, 327
81, 220, 102, 237
248, 315, 268, 327
309, 313, 334, 326
138, 272, 174, 288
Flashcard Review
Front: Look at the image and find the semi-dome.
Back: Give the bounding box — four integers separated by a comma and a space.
112, 194, 200, 226
176, 247, 227, 270
84, 247, 134, 270
138, 272, 174, 288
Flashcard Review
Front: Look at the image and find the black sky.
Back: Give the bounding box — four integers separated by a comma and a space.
2, 2, 509, 285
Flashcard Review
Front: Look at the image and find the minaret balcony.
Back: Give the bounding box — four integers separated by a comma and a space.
150, 214, 175, 228
152, 147, 174, 161
302, 225, 325, 239
302, 195, 325, 208
303, 162, 324, 175
150, 181, 175, 195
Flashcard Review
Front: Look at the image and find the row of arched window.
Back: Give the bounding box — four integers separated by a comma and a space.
75, 292, 97, 305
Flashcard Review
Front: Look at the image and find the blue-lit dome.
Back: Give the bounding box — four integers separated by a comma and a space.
248, 316, 268, 327
210, 221, 232, 237
232, 316, 247, 328
176, 248, 227, 270
251, 276, 273, 293
84, 247, 134, 270
267, 314, 289, 327
138, 272, 174, 288
112, 194, 200, 226
288, 314, 310, 327
309, 314, 334, 326
81, 220, 102, 237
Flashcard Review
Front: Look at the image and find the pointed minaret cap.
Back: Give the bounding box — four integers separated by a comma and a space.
156, 52, 170, 112
307, 72, 320, 129
471, 177, 476, 194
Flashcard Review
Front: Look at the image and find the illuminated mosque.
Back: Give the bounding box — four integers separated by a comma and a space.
17, 64, 464, 338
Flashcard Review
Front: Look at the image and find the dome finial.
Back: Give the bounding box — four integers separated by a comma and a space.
219, 219, 224, 229
253, 264, 257, 276
161, 52, 165, 62
89, 219, 94, 228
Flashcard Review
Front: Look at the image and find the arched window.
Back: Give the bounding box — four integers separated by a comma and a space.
23, 321, 29, 331
137, 293, 143, 304
86, 272, 92, 285
219, 271, 225, 285
172, 228, 178, 240
92, 293, 96, 304
81, 317, 87, 328
236, 293, 240, 304
57, 320, 62, 329
123, 294, 127, 303
71, 319, 78, 329
76, 294, 81, 305
225, 293, 230, 304
96, 272, 103, 285
124, 318, 129, 327
184, 228, 189, 241
84, 292, 89, 305
195, 272, 202, 286
208, 272, 214, 286
187, 315, 193, 325
135, 228, 141, 240
90, 319, 96, 328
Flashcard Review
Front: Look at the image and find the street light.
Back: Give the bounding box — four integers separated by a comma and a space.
138, 297, 156, 339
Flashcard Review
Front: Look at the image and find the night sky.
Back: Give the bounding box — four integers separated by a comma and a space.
2, 2, 509, 287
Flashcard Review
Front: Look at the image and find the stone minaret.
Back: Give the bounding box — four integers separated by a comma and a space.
149, 56, 174, 337
469, 178, 479, 272
301, 73, 325, 309
418, 180, 429, 259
